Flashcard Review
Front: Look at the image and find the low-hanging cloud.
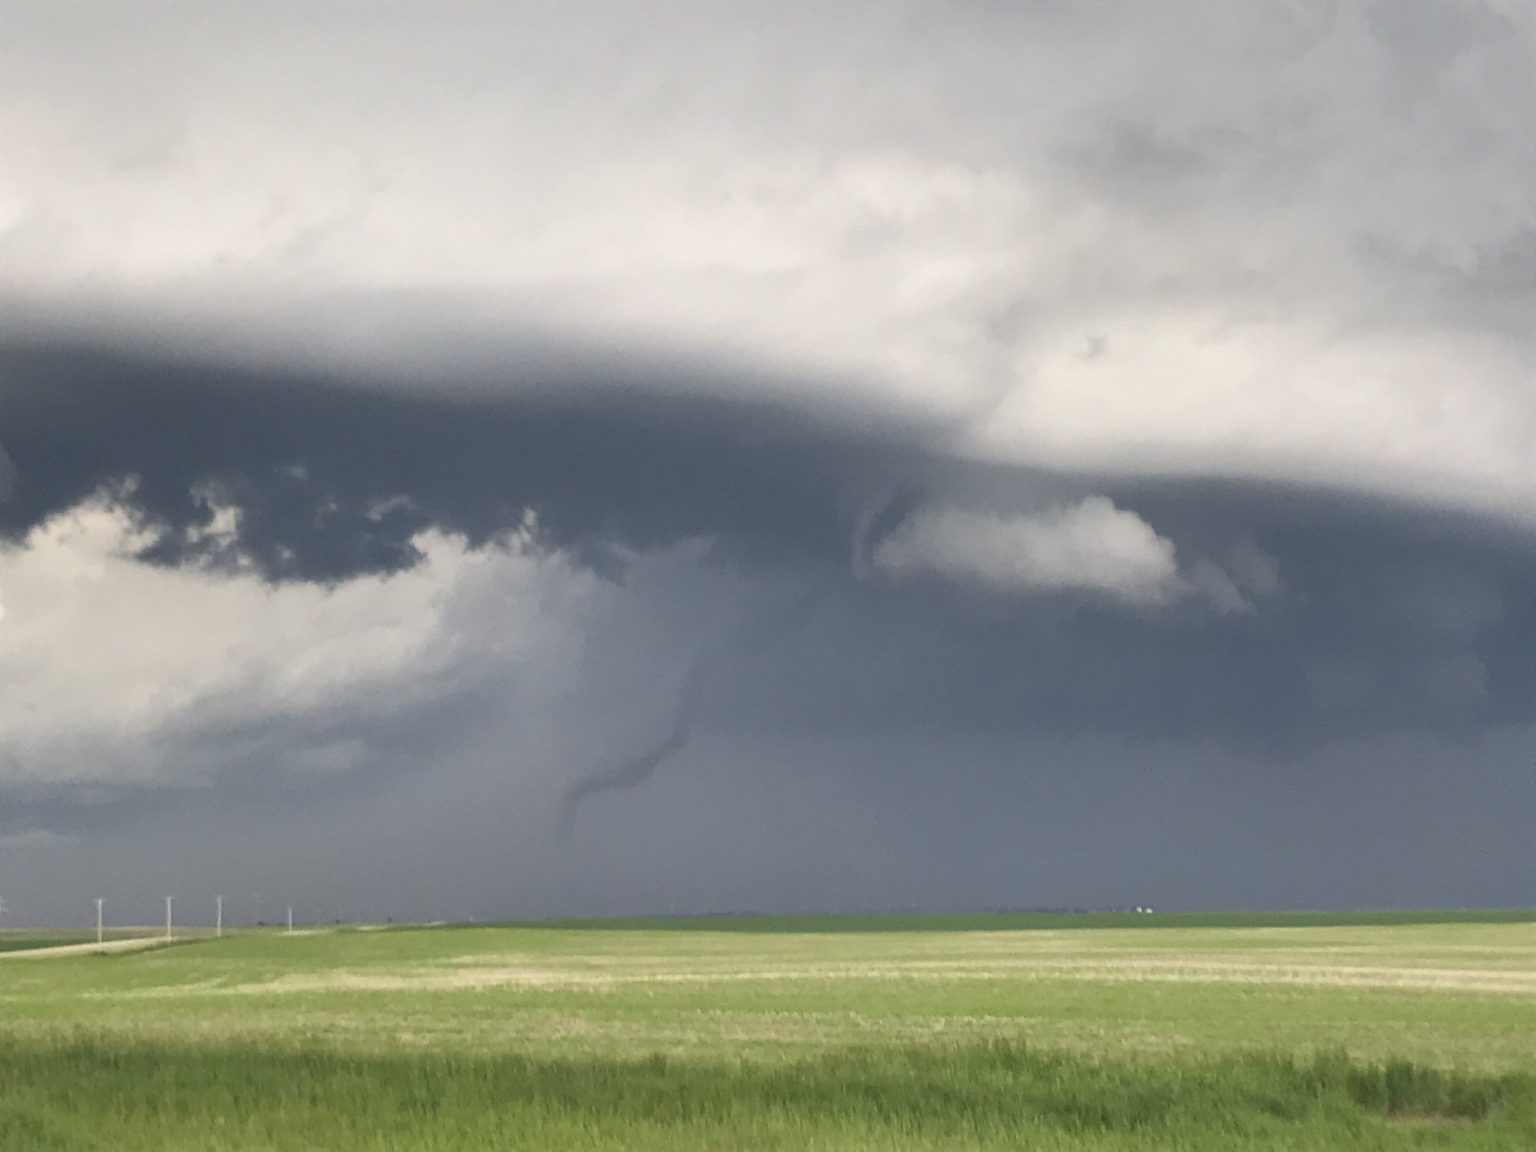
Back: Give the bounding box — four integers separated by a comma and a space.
874, 497, 1228, 609
0, 487, 594, 797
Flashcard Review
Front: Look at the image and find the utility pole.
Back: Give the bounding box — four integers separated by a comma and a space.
165, 895, 174, 941
95, 898, 104, 944
216, 895, 223, 939
286, 905, 293, 935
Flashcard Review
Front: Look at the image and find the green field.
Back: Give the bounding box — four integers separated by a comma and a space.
2, 912, 1534, 1149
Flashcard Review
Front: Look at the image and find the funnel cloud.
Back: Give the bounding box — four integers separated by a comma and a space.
558, 589, 825, 833
556, 661, 704, 836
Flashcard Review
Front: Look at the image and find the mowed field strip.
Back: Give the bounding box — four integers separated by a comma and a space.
230, 925, 1536, 996
3, 913, 1535, 1149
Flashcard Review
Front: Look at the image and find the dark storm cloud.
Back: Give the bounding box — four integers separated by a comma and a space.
2, 333, 1534, 922
691, 512, 1535, 766
0, 338, 932, 583
0, 440, 15, 500
2, 3, 1534, 922
4, 335, 1533, 768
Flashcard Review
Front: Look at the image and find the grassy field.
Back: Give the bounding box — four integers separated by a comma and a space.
2, 912, 1534, 1149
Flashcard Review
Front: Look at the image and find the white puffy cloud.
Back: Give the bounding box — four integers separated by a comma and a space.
0, 490, 597, 790
2, 3, 1533, 524
873, 498, 1281, 610
874, 498, 1176, 606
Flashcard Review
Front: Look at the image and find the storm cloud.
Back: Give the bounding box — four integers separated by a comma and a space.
0, 1, 1532, 921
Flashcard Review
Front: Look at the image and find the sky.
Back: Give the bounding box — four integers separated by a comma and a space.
0, 2, 1532, 925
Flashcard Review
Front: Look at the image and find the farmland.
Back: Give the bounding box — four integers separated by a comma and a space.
2, 912, 1534, 1149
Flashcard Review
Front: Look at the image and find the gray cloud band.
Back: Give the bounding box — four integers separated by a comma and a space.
1, 334, 1532, 837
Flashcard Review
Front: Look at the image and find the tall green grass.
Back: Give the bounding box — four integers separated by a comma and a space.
4, 919, 1533, 1148
2, 1040, 1531, 1151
